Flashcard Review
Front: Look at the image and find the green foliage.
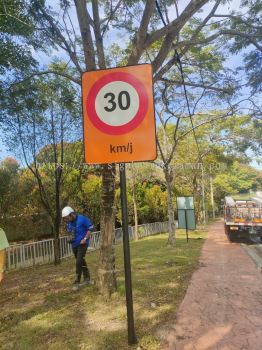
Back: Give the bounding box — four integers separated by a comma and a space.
0, 0, 36, 74
0, 157, 19, 217
115, 179, 167, 226
244, 51, 262, 93
76, 175, 102, 230
181, 21, 225, 72
139, 184, 167, 223
106, 43, 129, 67
156, 110, 262, 221
226, 1, 262, 92
213, 161, 262, 199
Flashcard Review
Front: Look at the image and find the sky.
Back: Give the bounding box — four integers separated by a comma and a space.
0, 0, 261, 170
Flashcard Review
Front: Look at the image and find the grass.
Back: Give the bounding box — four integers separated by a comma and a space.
231, 192, 257, 201
0, 230, 206, 350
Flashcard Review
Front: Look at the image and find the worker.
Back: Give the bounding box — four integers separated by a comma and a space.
62, 206, 94, 291
0, 228, 9, 283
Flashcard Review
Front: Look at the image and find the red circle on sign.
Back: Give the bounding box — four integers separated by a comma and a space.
86, 72, 148, 135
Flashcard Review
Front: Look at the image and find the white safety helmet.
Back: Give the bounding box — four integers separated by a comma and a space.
62, 206, 74, 218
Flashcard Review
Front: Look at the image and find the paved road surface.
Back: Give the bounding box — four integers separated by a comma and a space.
160, 220, 262, 350
242, 242, 262, 272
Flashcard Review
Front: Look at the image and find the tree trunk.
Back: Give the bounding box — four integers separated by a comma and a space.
210, 174, 215, 219
74, 1, 117, 296
54, 232, 60, 265
97, 165, 117, 296
164, 167, 176, 247
53, 177, 61, 265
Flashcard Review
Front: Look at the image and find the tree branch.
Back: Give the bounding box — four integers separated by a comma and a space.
8, 71, 81, 92
101, 0, 123, 37
128, 0, 156, 65
177, 111, 235, 142
159, 77, 230, 93
74, 0, 96, 71
154, 23, 262, 82
151, 0, 210, 72
156, 137, 166, 166
39, 5, 83, 73
17, 114, 54, 221
92, 0, 106, 69
145, 0, 209, 50
61, 6, 78, 61
212, 14, 262, 30
180, 0, 222, 56
177, 30, 262, 52
151, 32, 175, 73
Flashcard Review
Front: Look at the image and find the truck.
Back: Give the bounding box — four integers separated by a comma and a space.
224, 195, 262, 242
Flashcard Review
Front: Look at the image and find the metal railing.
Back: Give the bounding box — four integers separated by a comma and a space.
6, 221, 169, 271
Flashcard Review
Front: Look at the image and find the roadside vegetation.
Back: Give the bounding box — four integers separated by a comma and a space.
0, 230, 206, 350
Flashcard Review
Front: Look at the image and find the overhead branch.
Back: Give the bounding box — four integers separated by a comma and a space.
156, 137, 166, 166
39, 5, 83, 73
161, 84, 180, 129
220, 30, 262, 52
151, 0, 210, 72
180, 0, 222, 57
156, 85, 180, 167
74, 0, 96, 71
159, 77, 231, 93
154, 28, 262, 81
17, 114, 54, 221
62, 7, 78, 61
145, 0, 209, 49
212, 14, 262, 30
128, 0, 156, 65
0, 12, 33, 28
152, 32, 176, 73
8, 71, 81, 92
177, 30, 262, 52
101, 0, 123, 37
153, 56, 177, 81
66, 7, 79, 44
92, 0, 106, 69
177, 111, 235, 142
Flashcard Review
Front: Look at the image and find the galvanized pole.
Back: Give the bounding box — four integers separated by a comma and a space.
119, 163, 137, 345
185, 210, 189, 242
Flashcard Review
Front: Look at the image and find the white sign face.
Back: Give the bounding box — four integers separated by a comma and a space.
177, 197, 194, 210
95, 81, 139, 126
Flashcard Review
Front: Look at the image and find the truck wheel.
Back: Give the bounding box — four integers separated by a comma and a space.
228, 232, 235, 242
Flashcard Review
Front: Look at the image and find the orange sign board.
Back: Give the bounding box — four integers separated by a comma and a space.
82, 64, 156, 164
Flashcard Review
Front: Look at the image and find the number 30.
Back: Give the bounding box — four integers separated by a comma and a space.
104, 91, 131, 112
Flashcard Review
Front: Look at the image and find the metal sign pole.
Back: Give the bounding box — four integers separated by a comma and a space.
119, 163, 137, 345
184, 210, 189, 242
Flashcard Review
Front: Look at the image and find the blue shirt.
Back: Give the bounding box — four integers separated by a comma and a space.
67, 214, 94, 248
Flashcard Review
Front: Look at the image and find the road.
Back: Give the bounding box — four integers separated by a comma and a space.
242, 239, 262, 272
160, 220, 262, 350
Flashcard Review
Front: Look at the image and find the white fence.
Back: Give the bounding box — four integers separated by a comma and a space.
6, 221, 169, 271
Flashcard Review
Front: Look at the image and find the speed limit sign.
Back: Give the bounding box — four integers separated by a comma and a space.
82, 64, 156, 164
